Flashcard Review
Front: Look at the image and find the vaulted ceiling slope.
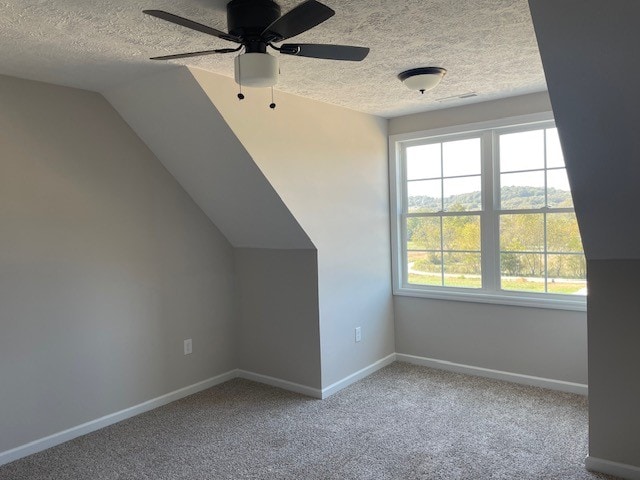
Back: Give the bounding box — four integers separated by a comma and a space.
186, 67, 393, 387
2, 0, 545, 117
529, 0, 640, 260
105, 67, 313, 249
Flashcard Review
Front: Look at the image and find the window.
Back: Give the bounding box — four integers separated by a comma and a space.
390, 114, 586, 310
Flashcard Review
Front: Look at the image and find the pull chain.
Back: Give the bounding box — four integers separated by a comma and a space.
269, 87, 276, 109
237, 55, 245, 100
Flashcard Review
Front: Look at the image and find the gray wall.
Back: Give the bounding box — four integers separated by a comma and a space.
587, 260, 640, 466
529, 0, 640, 468
389, 93, 588, 384
190, 68, 395, 388
104, 68, 322, 389
235, 249, 321, 388
105, 66, 393, 391
388, 91, 552, 135
0, 75, 237, 452
395, 297, 587, 383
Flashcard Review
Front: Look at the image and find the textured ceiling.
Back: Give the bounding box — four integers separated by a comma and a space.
0, 0, 546, 117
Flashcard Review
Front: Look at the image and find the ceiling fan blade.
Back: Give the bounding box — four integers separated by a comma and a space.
280, 43, 370, 61
262, 0, 335, 41
143, 10, 241, 43
150, 48, 240, 60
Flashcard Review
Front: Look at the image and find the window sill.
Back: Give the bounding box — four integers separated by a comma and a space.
393, 286, 587, 312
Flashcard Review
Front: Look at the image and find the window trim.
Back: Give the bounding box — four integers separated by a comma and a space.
389, 112, 586, 312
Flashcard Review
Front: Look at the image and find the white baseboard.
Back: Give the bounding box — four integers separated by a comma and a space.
0, 361, 381, 467
236, 370, 323, 399
586, 456, 640, 479
236, 354, 397, 400
0, 369, 237, 467
396, 353, 588, 395
0, 353, 589, 468
321, 353, 396, 399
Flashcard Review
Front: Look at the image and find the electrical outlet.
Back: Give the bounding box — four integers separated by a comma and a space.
355, 327, 362, 343
184, 338, 193, 355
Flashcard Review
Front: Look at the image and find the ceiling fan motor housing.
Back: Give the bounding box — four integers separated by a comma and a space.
227, 0, 281, 40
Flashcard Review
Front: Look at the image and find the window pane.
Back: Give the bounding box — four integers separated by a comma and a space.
547, 169, 573, 208
546, 128, 565, 168
443, 176, 482, 211
500, 130, 544, 172
444, 253, 482, 288
547, 254, 587, 295
500, 171, 545, 209
500, 214, 544, 252
442, 138, 481, 177
500, 253, 545, 292
407, 217, 441, 251
398, 122, 585, 302
407, 251, 442, 286
443, 216, 480, 251
408, 179, 441, 213
407, 144, 441, 180
547, 213, 583, 253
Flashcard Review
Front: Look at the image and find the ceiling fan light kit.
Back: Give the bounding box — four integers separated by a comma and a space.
398, 67, 447, 94
144, 0, 370, 107
234, 52, 278, 88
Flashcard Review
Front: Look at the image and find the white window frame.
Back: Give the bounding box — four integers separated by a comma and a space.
389, 112, 586, 311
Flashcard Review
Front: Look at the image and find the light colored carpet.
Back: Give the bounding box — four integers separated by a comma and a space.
0, 362, 618, 480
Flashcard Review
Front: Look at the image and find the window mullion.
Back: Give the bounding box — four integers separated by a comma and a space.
543, 211, 548, 293
543, 130, 549, 293
396, 144, 408, 290
439, 216, 444, 286
498, 207, 574, 215
481, 130, 497, 292
439, 143, 444, 286
400, 213, 408, 287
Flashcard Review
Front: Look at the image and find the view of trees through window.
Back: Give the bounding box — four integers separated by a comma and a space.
498, 128, 585, 294
403, 125, 586, 296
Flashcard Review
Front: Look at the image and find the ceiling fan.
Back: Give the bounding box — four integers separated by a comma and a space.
143, 0, 370, 91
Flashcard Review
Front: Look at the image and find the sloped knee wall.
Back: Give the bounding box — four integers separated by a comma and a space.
189, 68, 395, 388
104, 69, 322, 388
530, 0, 640, 470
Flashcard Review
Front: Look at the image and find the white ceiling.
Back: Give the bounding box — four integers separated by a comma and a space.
0, 0, 546, 118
